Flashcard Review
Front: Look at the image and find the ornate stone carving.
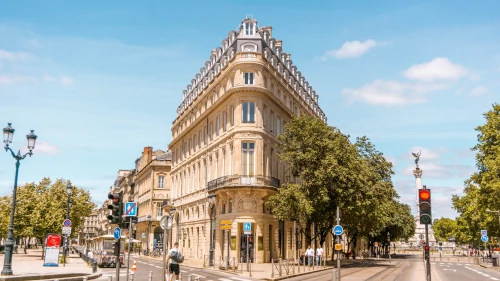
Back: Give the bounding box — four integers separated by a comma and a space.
237, 196, 257, 212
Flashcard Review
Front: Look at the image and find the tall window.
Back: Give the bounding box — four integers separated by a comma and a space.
244, 72, 254, 85
156, 202, 163, 218
262, 104, 267, 128
216, 115, 220, 136
270, 111, 275, 132
158, 175, 165, 188
242, 142, 255, 176
245, 23, 254, 35
277, 117, 281, 135
230, 105, 235, 126
242, 102, 255, 123
209, 122, 213, 141
223, 111, 227, 132
222, 149, 226, 177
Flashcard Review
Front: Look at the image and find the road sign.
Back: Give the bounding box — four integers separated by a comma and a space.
160, 216, 172, 230
335, 244, 342, 251
333, 225, 343, 236
124, 202, 137, 217
481, 235, 488, 243
62, 227, 72, 235
481, 230, 487, 236
114, 227, 121, 240
63, 219, 72, 227
438, 247, 442, 251
244, 222, 252, 234
221, 225, 232, 230
220, 220, 232, 225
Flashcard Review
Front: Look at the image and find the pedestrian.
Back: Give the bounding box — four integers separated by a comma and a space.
306, 245, 314, 267
166, 242, 181, 281
316, 245, 323, 266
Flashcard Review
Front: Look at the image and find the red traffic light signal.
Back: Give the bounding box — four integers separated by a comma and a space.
424, 245, 429, 251
418, 189, 432, 224
419, 189, 430, 200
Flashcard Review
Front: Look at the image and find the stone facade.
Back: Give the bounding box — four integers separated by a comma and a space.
168, 16, 327, 263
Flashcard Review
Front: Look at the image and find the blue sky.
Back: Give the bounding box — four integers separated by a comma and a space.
0, 0, 499, 218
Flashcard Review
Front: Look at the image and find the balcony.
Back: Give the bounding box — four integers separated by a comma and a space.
208, 175, 280, 192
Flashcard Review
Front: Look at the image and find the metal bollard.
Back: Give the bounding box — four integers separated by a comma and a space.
179, 273, 183, 280
188, 274, 192, 281
129, 273, 134, 281
148, 270, 153, 281
108, 276, 112, 281
271, 259, 274, 278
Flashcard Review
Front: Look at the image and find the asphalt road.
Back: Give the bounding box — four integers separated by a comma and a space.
433, 261, 500, 281
95, 256, 258, 281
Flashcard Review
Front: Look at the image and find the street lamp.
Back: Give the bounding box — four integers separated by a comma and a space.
63, 182, 73, 267
146, 215, 152, 254
208, 194, 217, 266
1, 123, 37, 276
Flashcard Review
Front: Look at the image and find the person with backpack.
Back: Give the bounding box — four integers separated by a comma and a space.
166, 242, 184, 281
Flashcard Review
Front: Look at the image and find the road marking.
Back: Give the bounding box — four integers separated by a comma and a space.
191, 274, 206, 278
230, 278, 251, 281
443, 269, 456, 272
155, 265, 162, 268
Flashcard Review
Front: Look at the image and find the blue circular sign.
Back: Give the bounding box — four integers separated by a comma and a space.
113, 227, 121, 240
333, 225, 343, 236
63, 219, 72, 227
481, 235, 488, 243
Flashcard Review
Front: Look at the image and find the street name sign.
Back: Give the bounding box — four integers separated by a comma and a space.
63, 219, 72, 227
220, 220, 232, 225
62, 227, 72, 235
333, 225, 343, 236
114, 227, 121, 240
244, 222, 252, 234
481, 235, 488, 243
335, 244, 342, 251
124, 202, 137, 217
481, 230, 487, 236
221, 225, 232, 230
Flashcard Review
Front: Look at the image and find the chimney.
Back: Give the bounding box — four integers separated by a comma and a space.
286, 53, 291, 61
211, 49, 216, 56
275, 40, 282, 49
260, 26, 272, 37
143, 146, 153, 163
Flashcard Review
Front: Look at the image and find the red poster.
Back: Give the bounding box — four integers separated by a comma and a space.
46, 234, 61, 247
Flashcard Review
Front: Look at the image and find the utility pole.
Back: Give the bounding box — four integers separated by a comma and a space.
336, 207, 340, 281
425, 224, 431, 281
126, 220, 133, 281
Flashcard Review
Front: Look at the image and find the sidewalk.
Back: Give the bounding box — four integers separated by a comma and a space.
0, 248, 101, 281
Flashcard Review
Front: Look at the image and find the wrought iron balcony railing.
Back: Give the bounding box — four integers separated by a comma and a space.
207, 175, 280, 192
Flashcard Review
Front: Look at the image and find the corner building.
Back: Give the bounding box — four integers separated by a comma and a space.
169, 16, 327, 264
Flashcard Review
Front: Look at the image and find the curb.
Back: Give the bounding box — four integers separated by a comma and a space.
262, 267, 333, 281
0, 273, 102, 281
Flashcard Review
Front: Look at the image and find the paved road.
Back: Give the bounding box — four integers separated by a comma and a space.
433, 261, 500, 281
95, 256, 257, 281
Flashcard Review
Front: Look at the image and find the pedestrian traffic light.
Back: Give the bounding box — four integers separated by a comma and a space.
418, 189, 432, 224
424, 245, 430, 260
107, 192, 123, 225
113, 240, 120, 256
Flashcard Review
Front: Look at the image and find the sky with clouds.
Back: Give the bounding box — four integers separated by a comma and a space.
0, 0, 499, 218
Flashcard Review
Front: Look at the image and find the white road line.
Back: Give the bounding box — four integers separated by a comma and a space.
230, 278, 251, 281
218, 279, 234, 281
155, 265, 162, 268
191, 274, 206, 278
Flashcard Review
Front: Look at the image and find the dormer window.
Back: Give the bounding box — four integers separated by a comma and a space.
245, 22, 254, 35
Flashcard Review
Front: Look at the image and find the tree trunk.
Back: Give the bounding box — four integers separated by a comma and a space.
41, 237, 45, 259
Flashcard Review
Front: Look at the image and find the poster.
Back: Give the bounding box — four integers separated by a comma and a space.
43, 233, 61, 267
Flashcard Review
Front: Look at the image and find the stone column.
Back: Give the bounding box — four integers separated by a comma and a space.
414, 167, 423, 218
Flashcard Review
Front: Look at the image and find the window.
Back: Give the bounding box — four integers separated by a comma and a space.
209, 122, 213, 141
262, 104, 267, 128
158, 175, 165, 188
230, 106, 235, 126
244, 72, 254, 85
216, 115, 220, 136
270, 111, 275, 132
156, 202, 163, 218
270, 149, 274, 177
242, 102, 255, 123
222, 111, 227, 132
277, 117, 281, 135
245, 22, 254, 35
242, 142, 255, 176
193, 135, 197, 152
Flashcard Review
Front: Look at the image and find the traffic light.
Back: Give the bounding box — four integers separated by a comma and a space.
107, 192, 123, 225
113, 240, 120, 256
424, 245, 430, 260
418, 189, 432, 224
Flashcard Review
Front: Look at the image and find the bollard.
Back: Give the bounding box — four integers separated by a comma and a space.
279, 258, 282, 277
188, 274, 192, 281
83, 278, 88, 281
271, 259, 274, 278
108, 276, 112, 281
129, 273, 134, 281
332, 269, 336, 281
148, 270, 153, 281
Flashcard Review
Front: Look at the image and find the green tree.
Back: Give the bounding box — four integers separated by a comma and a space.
432, 218, 457, 242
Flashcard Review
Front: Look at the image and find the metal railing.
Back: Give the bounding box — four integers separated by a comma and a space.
271, 258, 296, 278
208, 175, 280, 191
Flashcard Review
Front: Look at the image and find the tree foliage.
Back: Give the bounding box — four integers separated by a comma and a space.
0, 178, 95, 242
432, 218, 457, 242
266, 115, 414, 250
452, 104, 500, 245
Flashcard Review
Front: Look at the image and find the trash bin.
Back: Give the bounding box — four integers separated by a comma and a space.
493, 257, 498, 266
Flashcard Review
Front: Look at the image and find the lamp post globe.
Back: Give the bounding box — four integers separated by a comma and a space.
1, 123, 37, 276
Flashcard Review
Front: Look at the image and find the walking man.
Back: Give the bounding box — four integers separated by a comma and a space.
316, 245, 324, 266
166, 242, 180, 281
306, 245, 314, 267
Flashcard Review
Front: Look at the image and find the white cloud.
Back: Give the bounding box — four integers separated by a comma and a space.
0, 49, 34, 61
60, 76, 74, 85
21, 140, 60, 155
402, 57, 468, 82
322, 39, 378, 60
341, 79, 449, 106
43, 75, 56, 82
0, 75, 37, 85
469, 85, 488, 97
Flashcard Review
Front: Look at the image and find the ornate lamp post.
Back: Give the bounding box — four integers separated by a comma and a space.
208, 194, 217, 266
1, 123, 37, 276
63, 182, 73, 267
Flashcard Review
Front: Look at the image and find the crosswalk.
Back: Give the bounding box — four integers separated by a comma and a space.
95, 275, 251, 281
